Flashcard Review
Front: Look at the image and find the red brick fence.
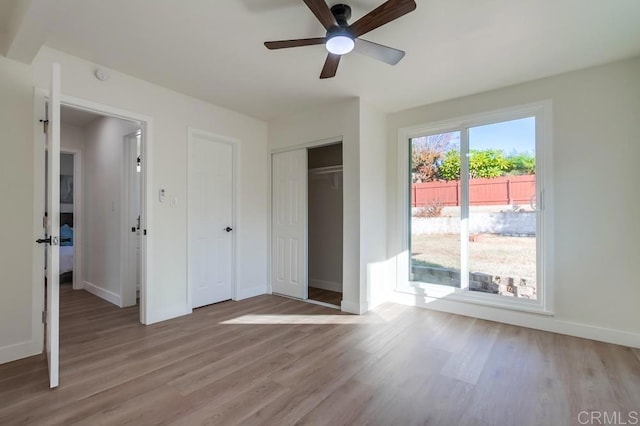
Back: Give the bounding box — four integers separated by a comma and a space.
412, 175, 536, 207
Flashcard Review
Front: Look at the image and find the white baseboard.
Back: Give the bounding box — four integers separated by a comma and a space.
341, 300, 368, 315
147, 305, 191, 325
0, 340, 41, 365
309, 278, 342, 293
368, 294, 390, 311
391, 291, 640, 349
83, 281, 121, 307
236, 285, 267, 301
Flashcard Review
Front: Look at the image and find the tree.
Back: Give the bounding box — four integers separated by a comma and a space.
468, 149, 510, 178
506, 152, 535, 175
438, 150, 461, 181
411, 132, 459, 182
411, 147, 440, 182
438, 149, 521, 180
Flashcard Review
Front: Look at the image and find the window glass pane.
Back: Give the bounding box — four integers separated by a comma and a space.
467, 117, 537, 299
410, 131, 461, 288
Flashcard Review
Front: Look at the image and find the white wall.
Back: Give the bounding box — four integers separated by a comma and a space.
30, 47, 269, 326
359, 101, 388, 309
82, 116, 139, 305
269, 99, 362, 313
60, 152, 73, 175
60, 121, 84, 151
387, 57, 640, 347
0, 55, 40, 364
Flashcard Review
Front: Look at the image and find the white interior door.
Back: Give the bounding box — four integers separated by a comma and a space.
188, 132, 234, 308
122, 132, 140, 307
271, 149, 308, 299
46, 63, 61, 388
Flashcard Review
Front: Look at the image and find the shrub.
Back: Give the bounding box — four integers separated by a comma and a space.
469, 149, 510, 178
411, 147, 441, 182
438, 150, 461, 181
438, 149, 533, 180
414, 199, 444, 218
506, 153, 535, 175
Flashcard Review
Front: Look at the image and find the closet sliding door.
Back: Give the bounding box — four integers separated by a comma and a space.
271, 149, 308, 299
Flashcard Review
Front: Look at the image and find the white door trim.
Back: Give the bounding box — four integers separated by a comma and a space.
59, 148, 83, 291
270, 136, 343, 155
186, 127, 239, 309
33, 88, 153, 325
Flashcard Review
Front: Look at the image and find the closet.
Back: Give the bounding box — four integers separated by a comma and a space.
307, 144, 343, 306
271, 142, 343, 308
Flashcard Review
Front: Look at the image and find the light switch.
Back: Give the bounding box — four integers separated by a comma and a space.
170, 196, 179, 207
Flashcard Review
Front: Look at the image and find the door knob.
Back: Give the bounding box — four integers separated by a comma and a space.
224, 227, 233, 232
36, 236, 52, 245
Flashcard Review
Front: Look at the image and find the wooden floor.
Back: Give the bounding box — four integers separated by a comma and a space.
308, 286, 342, 306
1, 287, 639, 425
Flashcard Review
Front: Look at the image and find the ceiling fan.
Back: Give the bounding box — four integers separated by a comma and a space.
264, 0, 417, 79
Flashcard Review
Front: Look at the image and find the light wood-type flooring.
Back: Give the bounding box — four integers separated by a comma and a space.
307, 286, 342, 307
1, 285, 639, 425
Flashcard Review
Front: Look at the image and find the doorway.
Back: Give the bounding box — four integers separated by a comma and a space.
271, 141, 344, 309
58, 149, 82, 291
307, 144, 343, 307
56, 106, 143, 311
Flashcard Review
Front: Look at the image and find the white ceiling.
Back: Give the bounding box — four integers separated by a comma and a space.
36, 0, 640, 120
0, 0, 19, 37
61, 105, 102, 127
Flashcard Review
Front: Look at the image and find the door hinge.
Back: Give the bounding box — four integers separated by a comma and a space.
42, 310, 46, 324
39, 119, 49, 134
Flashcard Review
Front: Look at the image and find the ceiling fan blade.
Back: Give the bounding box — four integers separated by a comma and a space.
303, 0, 338, 30
264, 38, 326, 49
349, 0, 416, 38
354, 39, 405, 65
320, 53, 341, 79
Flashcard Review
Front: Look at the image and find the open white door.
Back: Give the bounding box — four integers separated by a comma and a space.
45, 63, 61, 388
271, 149, 308, 299
123, 131, 141, 307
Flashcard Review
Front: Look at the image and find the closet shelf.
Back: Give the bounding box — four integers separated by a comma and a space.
308, 165, 343, 175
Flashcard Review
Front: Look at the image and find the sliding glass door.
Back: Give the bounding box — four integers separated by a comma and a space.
409, 116, 539, 300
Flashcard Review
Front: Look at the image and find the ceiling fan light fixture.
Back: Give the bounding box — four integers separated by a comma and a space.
326, 33, 355, 55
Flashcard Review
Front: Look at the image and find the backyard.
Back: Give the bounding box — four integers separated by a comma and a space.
411, 233, 536, 282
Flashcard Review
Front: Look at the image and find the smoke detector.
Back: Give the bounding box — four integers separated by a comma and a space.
94, 68, 110, 81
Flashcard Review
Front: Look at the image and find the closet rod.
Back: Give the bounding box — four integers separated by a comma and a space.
308, 165, 343, 175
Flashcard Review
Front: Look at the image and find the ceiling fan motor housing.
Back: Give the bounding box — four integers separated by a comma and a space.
330, 4, 352, 28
